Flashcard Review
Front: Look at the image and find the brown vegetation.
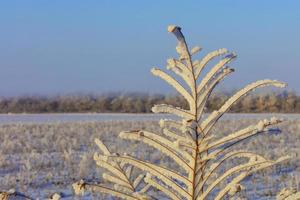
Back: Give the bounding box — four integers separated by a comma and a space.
0, 90, 299, 113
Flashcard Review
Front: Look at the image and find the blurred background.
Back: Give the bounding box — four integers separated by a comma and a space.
0, 0, 299, 113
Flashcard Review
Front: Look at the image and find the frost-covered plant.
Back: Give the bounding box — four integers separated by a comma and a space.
277, 188, 300, 200
73, 25, 290, 199
0, 189, 33, 200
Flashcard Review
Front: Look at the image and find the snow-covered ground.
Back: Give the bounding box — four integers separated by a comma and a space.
0, 114, 299, 199
1, 113, 300, 124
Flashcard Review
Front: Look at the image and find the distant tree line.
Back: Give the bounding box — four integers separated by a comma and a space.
0, 91, 299, 113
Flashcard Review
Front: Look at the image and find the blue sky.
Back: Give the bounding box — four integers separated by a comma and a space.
0, 1, 299, 96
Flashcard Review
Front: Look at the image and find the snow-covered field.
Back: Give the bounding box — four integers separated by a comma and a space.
0, 114, 299, 199
1, 113, 300, 124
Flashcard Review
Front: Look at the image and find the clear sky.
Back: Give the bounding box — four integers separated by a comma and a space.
0, 0, 299, 96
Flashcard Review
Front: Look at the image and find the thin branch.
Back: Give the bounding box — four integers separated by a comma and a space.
195, 48, 229, 79
111, 155, 192, 198
152, 104, 194, 120
119, 131, 193, 171
201, 79, 287, 135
